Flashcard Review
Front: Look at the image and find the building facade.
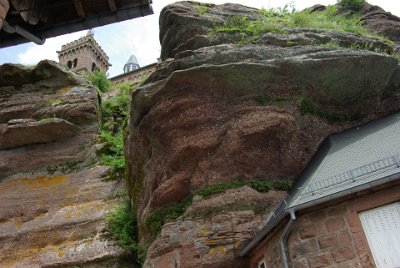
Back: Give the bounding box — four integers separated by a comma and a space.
57, 31, 111, 73
241, 112, 400, 268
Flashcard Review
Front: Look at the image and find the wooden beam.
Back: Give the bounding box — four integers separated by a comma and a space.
107, 0, 117, 12
74, 1, 85, 17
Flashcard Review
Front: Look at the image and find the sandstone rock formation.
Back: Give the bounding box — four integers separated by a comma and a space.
124, 2, 400, 267
0, 61, 128, 267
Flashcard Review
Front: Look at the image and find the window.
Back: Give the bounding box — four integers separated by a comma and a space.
73, 58, 78, 68
92, 63, 97, 72
359, 202, 400, 268
258, 259, 266, 268
67, 60, 72, 68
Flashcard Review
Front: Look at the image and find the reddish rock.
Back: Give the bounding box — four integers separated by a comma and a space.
0, 118, 78, 150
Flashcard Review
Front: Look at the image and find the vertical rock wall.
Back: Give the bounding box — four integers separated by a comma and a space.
0, 61, 129, 267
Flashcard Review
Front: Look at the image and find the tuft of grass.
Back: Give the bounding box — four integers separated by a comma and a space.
211, 4, 388, 44
106, 196, 146, 265
144, 196, 193, 236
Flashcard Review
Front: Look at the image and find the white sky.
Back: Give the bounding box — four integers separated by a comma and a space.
0, 0, 399, 77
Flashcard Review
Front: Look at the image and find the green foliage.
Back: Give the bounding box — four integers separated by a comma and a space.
211, 4, 386, 44
100, 130, 125, 179
99, 82, 134, 180
338, 0, 365, 11
144, 196, 193, 236
254, 95, 270, 105
106, 196, 145, 265
299, 98, 362, 122
87, 70, 112, 93
196, 5, 209, 14
196, 179, 293, 199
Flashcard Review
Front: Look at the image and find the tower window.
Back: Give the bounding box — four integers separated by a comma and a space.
92, 63, 97, 72
67, 60, 72, 68
73, 58, 78, 68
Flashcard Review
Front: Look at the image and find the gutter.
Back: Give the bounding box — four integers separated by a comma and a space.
0, 4, 153, 48
239, 170, 400, 258
2, 20, 45, 45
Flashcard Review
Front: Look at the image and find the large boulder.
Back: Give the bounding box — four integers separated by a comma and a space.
125, 2, 400, 267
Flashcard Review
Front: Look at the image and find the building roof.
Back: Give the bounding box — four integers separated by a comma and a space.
126, 54, 139, 65
240, 112, 400, 256
0, 0, 153, 48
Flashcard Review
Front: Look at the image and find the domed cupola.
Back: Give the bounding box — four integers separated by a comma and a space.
123, 55, 140, 73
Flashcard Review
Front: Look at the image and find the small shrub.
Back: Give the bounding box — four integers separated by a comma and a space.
273, 180, 292, 191
250, 180, 272, 192
86, 70, 111, 93
338, 0, 365, 11
144, 196, 193, 236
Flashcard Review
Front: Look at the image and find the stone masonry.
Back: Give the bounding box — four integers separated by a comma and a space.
249, 180, 400, 268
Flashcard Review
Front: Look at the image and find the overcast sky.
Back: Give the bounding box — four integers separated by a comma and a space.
0, 0, 399, 77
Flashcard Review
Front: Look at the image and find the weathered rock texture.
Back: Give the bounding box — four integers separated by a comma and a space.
125, 2, 400, 267
0, 60, 128, 267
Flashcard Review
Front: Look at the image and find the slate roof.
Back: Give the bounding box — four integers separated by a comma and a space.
290, 112, 400, 208
240, 112, 400, 256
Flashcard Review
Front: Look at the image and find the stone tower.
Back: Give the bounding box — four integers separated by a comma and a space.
123, 54, 140, 73
57, 30, 111, 73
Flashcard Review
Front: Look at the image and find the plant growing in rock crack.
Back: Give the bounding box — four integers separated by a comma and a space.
106, 195, 146, 266
144, 196, 193, 237
99, 82, 133, 181
86, 69, 112, 93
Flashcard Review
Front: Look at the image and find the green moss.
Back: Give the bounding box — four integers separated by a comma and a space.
299, 98, 363, 122
49, 99, 62, 106
196, 5, 209, 14
196, 179, 292, 199
144, 196, 193, 236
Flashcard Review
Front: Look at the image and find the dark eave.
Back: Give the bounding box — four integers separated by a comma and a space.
0, 0, 153, 48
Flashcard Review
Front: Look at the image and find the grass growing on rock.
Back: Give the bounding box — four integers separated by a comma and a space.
144, 196, 193, 236
212, 4, 388, 44
196, 179, 292, 199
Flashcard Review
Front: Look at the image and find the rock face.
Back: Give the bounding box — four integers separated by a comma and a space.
124, 2, 400, 267
0, 61, 128, 267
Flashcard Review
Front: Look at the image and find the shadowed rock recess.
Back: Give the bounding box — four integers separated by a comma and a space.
124, 1, 400, 267
0, 60, 129, 267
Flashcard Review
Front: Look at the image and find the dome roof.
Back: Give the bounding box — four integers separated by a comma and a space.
126, 54, 139, 65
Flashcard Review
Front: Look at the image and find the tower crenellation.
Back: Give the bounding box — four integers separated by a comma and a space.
57, 31, 111, 73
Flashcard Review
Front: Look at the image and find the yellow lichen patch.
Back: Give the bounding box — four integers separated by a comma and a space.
56, 86, 72, 95
0, 175, 68, 190
201, 225, 208, 235
208, 246, 227, 256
